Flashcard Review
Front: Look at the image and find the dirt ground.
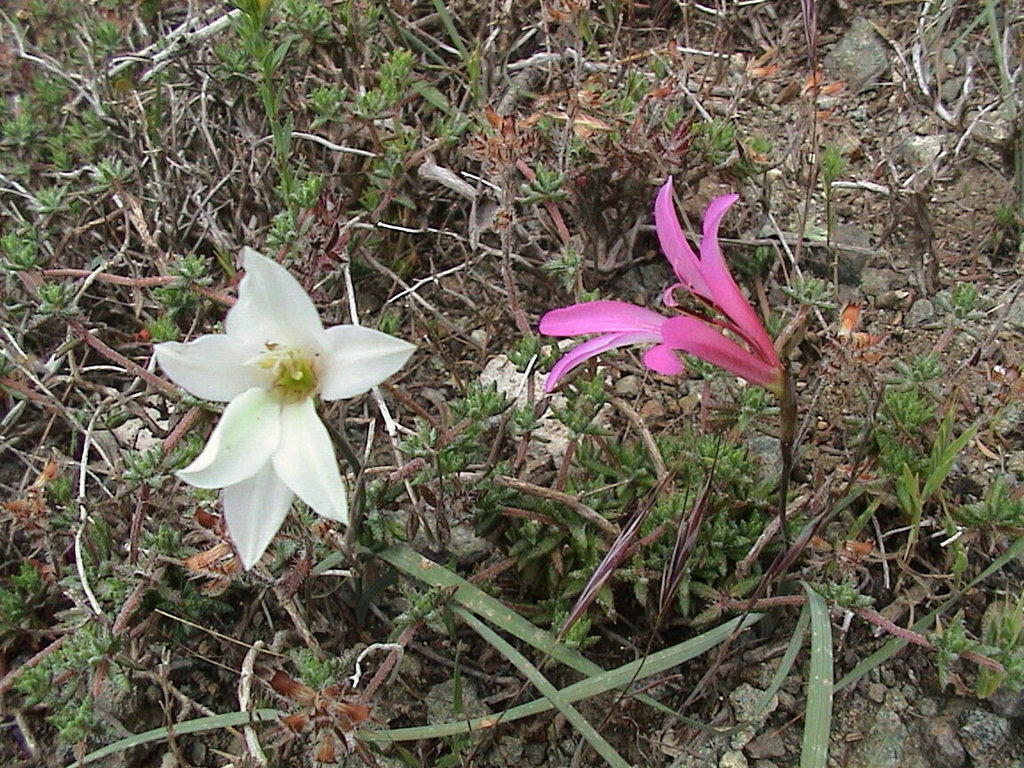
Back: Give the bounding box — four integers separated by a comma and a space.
1, 1, 1023, 766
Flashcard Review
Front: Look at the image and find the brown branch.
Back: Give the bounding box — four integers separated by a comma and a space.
69, 320, 177, 398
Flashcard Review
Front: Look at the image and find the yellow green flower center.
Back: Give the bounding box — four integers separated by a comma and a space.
256, 344, 318, 403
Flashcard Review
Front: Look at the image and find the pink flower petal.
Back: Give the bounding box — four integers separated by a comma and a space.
545, 331, 662, 391
655, 179, 711, 302
642, 344, 684, 376
539, 301, 667, 337
693, 195, 780, 366
661, 316, 784, 393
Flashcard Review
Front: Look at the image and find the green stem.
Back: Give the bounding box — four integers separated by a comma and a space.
335, 421, 366, 551
778, 370, 797, 540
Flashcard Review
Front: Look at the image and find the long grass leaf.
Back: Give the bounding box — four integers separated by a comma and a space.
755, 604, 809, 713
836, 536, 1024, 691
430, 0, 469, 59
922, 417, 977, 500
374, 544, 602, 676
361, 612, 763, 742
800, 583, 833, 768
70, 710, 280, 767
457, 607, 630, 768
75, 612, 764, 763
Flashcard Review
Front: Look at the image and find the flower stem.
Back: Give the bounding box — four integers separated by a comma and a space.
778, 371, 798, 541
335, 422, 366, 550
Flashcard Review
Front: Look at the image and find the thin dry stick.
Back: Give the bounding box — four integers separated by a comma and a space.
0, 636, 66, 696
609, 395, 668, 482
70, 320, 177, 398
271, 580, 323, 659
462, 472, 619, 539
341, 262, 420, 548
75, 403, 110, 618
239, 640, 269, 767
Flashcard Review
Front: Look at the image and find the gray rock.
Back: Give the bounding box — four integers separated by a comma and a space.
720, 750, 749, 768
896, 135, 945, 169
919, 716, 967, 768
523, 742, 548, 766
999, 286, 1024, 332
917, 697, 940, 717
803, 224, 872, 286
939, 76, 965, 104
613, 374, 641, 398
848, 707, 927, 768
876, 290, 905, 310
730, 683, 778, 722
868, 682, 887, 704
988, 686, 1024, 720
970, 99, 1017, 147
906, 299, 935, 326
959, 707, 1010, 761
992, 400, 1024, 439
860, 267, 905, 297
425, 677, 490, 725
667, 740, 720, 768
747, 434, 783, 486
886, 689, 910, 713
744, 731, 787, 760
449, 522, 492, 566
824, 17, 891, 93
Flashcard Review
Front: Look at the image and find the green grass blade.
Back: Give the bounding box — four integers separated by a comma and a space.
430, 0, 470, 60
361, 612, 763, 742
74, 583, 763, 763
800, 582, 833, 768
835, 535, 1024, 691
334, 543, 764, 735
457, 607, 630, 768
70, 709, 280, 767
755, 603, 809, 713
922, 411, 977, 500
374, 544, 604, 676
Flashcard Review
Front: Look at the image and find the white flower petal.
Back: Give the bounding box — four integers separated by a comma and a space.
318, 326, 416, 400
177, 388, 281, 489
225, 248, 325, 351
272, 399, 348, 523
223, 463, 293, 569
155, 335, 269, 401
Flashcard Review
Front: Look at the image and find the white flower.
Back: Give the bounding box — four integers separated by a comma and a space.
154, 248, 415, 568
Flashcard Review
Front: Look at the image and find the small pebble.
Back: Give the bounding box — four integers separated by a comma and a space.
868, 683, 887, 704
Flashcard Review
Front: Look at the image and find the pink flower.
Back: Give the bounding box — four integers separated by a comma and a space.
539, 178, 785, 396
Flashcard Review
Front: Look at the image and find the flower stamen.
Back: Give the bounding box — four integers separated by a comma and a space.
255, 344, 318, 402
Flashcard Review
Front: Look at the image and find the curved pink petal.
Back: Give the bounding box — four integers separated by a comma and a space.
694, 195, 779, 365
661, 316, 784, 393
225, 248, 326, 353
539, 301, 667, 337
642, 344, 684, 376
545, 331, 662, 392
223, 462, 294, 569
655, 179, 711, 302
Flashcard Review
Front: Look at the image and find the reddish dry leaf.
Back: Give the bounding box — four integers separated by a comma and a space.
838, 302, 862, 337
270, 670, 317, 707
